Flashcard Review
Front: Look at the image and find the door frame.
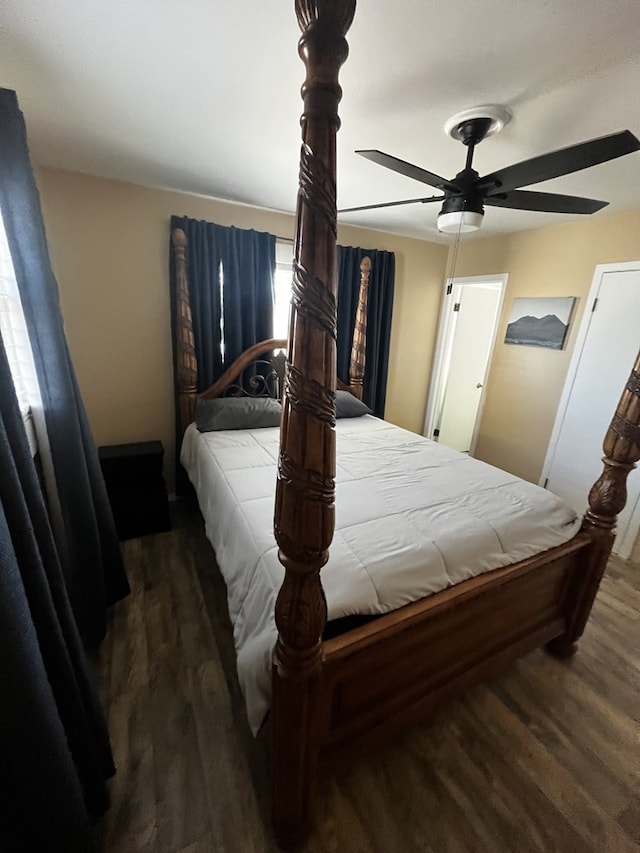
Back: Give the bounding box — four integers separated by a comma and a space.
540, 260, 640, 559
424, 273, 507, 455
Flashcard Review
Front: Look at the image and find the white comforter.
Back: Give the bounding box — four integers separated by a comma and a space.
181, 416, 580, 733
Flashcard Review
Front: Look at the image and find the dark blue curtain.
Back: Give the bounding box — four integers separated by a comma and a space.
170, 215, 275, 391
0, 88, 129, 646
0, 324, 113, 850
337, 245, 395, 417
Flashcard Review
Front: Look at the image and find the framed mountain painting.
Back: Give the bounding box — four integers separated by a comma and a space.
504, 296, 576, 350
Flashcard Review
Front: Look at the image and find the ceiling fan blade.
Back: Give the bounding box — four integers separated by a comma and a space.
356, 150, 462, 193
484, 189, 608, 214
477, 130, 640, 194
339, 195, 445, 214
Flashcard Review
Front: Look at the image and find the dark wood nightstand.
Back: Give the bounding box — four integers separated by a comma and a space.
99, 440, 172, 540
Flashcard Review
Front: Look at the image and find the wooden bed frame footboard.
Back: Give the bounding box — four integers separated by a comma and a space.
269, 2, 640, 850
318, 533, 592, 762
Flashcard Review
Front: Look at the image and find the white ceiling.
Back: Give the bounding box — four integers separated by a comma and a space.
2, 0, 640, 243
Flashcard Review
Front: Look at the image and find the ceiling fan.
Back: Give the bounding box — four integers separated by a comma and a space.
340, 105, 640, 234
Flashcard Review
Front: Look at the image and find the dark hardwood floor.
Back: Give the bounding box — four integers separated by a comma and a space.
94, 501, 640, 853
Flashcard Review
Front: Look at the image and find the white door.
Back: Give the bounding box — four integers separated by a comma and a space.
541, 263, 640, 558
425, 276, 505, 454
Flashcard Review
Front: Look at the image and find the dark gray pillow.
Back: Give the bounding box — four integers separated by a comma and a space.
195, 397, 282, 431
335, 390, 372, 418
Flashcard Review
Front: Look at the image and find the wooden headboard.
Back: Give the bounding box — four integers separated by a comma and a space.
171, 226, 371, 436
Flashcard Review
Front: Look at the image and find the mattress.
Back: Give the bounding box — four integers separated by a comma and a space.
181, 415, 580, 733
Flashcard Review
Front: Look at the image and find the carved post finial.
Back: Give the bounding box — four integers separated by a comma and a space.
550, 349, 640, 659
272, 1, 355, 847
584, 350, 640, 530
349, 256, 371, 399
172, 227, 198, 436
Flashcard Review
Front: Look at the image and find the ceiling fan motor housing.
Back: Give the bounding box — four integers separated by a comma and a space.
438, 171, 485, 232
438, 194, 485, 232
441, 183, 483, 215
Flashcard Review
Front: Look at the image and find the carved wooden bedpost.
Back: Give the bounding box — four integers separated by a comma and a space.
272, 0, 355, 848
348, 256, 371, 399
171, 228, 199, 436
549, 349, 640, 658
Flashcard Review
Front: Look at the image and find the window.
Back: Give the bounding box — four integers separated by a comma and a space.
273, 240, 294, 341
0, 209, 40, 454
217, 259, 225, 361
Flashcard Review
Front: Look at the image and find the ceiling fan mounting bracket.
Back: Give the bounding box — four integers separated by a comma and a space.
444, 104, 513, 145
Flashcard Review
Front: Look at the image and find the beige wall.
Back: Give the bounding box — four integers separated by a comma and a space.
35, 167, 448, 490
453, 210, 640, 483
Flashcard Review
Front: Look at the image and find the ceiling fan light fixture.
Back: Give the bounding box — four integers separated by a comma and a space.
437, 210, 484, 233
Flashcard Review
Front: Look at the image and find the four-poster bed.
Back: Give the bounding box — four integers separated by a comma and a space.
171, 2, 640, 849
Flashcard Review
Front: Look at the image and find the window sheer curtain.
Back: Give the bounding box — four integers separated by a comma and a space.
337, 245, 395, 417
0, 88, 129, 648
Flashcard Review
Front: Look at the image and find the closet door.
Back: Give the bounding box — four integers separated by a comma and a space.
542, 264, 640, 558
